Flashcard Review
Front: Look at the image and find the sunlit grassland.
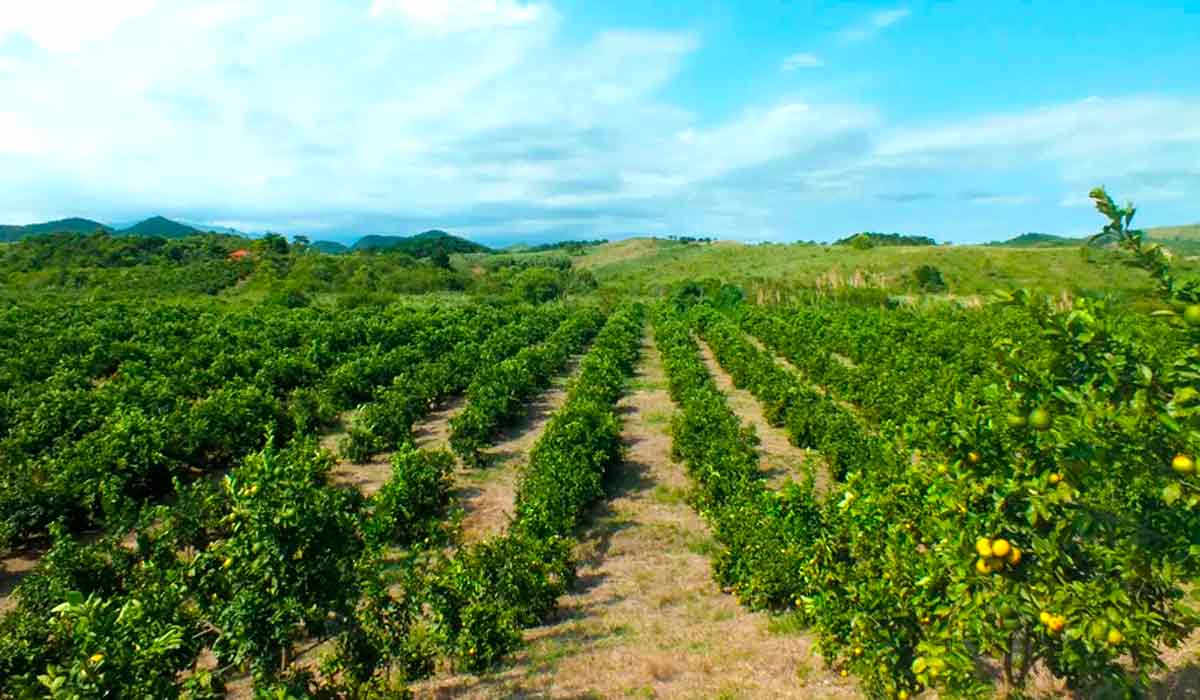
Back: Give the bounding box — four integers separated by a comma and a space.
570, 237, 1199, 303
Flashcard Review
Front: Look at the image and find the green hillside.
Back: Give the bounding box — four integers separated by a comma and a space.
1145, 224, 1200, 257
983, 226, 1200, 254
565, 236, 1194, 302
118, 216, 201, 238
310, 240, 349, 254
1147, 224, 1200, 240
986, 232, 1083, 247
352, 229, 491, 257
0, 218, 112, 242
834, 232, 938, 247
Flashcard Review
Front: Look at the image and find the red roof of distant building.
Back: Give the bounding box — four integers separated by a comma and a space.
229, 249, 251, 261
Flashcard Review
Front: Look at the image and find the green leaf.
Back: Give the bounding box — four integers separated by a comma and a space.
1162, 481, 1182, 506
1159, 413, 1182, 433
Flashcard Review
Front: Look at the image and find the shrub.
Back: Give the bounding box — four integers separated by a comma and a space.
913, 264, 947, 292
365, 446, 454, 547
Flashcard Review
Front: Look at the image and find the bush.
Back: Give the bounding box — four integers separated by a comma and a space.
913, 264, 947, 292
512, 267, 564, 304
264, 286, 312, 309
365, 447, 454, 547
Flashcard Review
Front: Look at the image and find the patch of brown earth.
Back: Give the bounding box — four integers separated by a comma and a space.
414, 394, 469, 450
1146, 631, 1200, 700
320, 410, 394, 497
415, 332, 861, 699
0, 545, 42, 613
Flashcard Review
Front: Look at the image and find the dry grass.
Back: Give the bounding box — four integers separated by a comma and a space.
571, 238, 672, 270
414, 332, 861, 699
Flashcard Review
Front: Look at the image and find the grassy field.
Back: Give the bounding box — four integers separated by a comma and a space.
568, 237, 1192, 303
1149, 224, 1200, 240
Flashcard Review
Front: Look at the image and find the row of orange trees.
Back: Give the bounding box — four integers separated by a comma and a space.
0, 302, 645, 697
429, 303, 644, 672
337, 307, 568, 462
0, 301, 574, 553
449, 307, 604, 465
663, 190, 1199, 697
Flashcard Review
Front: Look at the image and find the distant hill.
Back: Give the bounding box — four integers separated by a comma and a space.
352, 230, 491, 257
983, 226, 1200, 249
311, 240, 349, 254
834, 232, 938, 248
1147, 224, 1200, 240
986, 232, 1083, 248
505, 239, 608, 253
118, 216, 200, 238
1, 217, 112, 242
1146, 224, 1200, 257
180, 222, 247, 236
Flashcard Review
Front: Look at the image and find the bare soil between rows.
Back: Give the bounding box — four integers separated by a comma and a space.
416, 332, 860, 699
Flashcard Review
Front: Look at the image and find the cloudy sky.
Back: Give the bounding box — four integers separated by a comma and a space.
0, 0, 1197, 244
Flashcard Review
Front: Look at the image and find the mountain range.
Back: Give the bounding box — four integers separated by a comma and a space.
0, 216, 494, 258
0, 216, 209, 242
3, 215, 1198, 252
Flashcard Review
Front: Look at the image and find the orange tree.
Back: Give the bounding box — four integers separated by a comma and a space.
448, 308, 603, 465
798, 189, 1199, 698
429, 303, 644, 672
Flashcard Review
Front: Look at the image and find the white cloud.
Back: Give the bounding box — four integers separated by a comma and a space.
0, 0, 157, 51
878, 97, 1200, 169
0, 0, 1195, 241
873, 9, 911, 27
781, 52, 822, 71
839, 7, 910, 43
369, 0, 547, 33
654, 102, 878, 188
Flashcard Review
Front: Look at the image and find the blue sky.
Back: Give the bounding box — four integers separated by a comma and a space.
0, 0, 1197, 245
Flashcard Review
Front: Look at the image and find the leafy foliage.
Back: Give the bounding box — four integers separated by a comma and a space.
3, 187, 1198, 698
912, 264, 947, 292
835, 232, 939, 248
653, 189, 1200, 698
449, 308, 603, 464
432, 303, 644, 670
195, 439, 365, 678
364, 446, 455, 547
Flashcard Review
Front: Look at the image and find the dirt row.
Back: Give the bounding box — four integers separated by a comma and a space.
7, 323, 1199, 698
317, 327, 1200, 700
417, 332, 857, 699
0, 329, 858, 698
695, 337, 831, 493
